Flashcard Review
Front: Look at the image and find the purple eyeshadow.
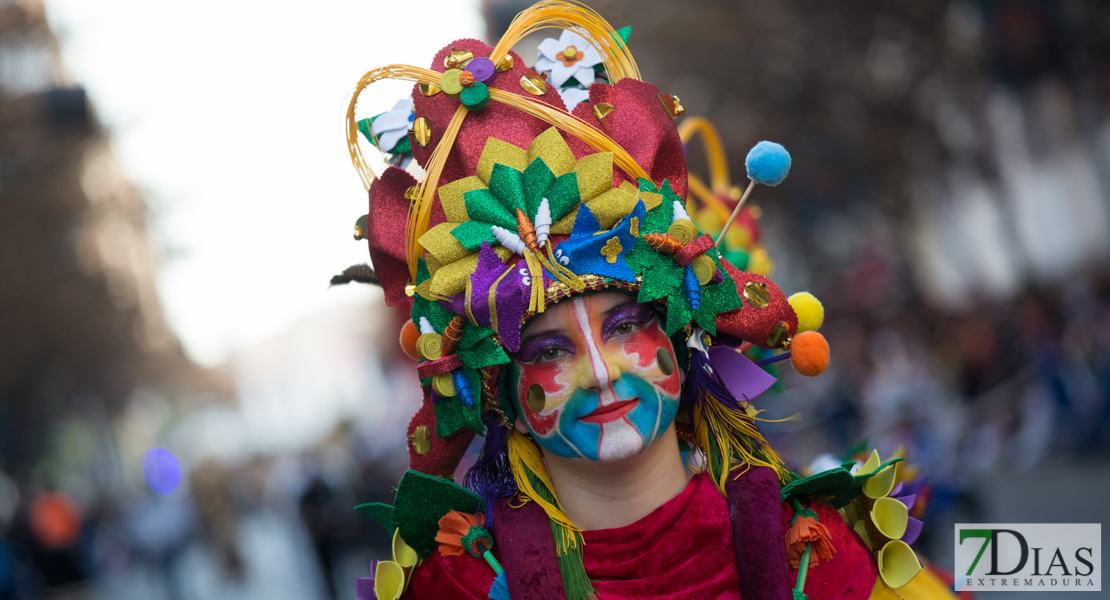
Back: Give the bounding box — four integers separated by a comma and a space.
601, 303, 656, 338
515, 334, 575, 363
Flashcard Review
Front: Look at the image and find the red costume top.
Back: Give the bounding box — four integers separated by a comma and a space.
404, 472, 878, 599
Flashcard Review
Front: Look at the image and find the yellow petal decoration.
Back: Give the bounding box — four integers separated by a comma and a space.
392, 530, 419, 568
876, 540, 922, 589
863, 465, 897, 500
477, 138, 528, 183
437, 176, 485, 223
429, 246, 513, 297
870, 497, 908, 540
374, 560, 405, 600
419, 223, 470, 264
527, 127, 576, 177
585, 188, 638, 229
619, 180, 662, 210
574, 152, 615, 201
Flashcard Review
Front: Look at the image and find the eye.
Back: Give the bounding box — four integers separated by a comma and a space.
541, 347, 563, 361
615, 322, 637, 335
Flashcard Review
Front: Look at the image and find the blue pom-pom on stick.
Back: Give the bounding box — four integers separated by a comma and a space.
745, 141, 791, 186
715, 140, 792, 249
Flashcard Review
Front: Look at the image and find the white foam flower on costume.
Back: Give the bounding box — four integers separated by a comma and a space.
534, 30, 603, 89
370, 97, 415, 154
557, 87, 591, 111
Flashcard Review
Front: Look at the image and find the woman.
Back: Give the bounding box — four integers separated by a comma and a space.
344, 2, 963, 599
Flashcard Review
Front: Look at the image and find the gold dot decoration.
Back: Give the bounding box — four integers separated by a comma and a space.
410, 425, 431, 455
404, 186, 420, 201
592, 102, 614, 120
432, 372, 456, 397
766, 321, 790, 349
519, 73, 546, 96
600, 237, 623, 264
667, 220, 698, 245
404, 283, 416, 297
412, 117, 431, 147
656, 348, 675, 375
526, 384, 546, 413
691, 254, 716, 285
444, 49, 473, 69
496, 54, 514, 72
418, 82, 441, 96
353, 225, 365, 241
416, 333, 442, 361
743, 281, 770, 308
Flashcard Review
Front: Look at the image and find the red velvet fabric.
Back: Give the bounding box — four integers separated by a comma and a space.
404, 472, 880, 599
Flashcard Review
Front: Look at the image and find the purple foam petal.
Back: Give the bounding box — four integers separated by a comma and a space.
707, 346, 778, 402
356, 577, 375, 600
903, 517, 923, 545
894, 493, 917, 512
891, 482, 903, 497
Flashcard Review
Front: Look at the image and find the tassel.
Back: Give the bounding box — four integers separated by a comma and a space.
464, 412, 517, 529
682, 330, 793, 492
507, 433, 597, 600
786, 506, 835, 569
643, 233, 683, 254
453, 369, 476, 408
523, 249, 546, 314
538, 240, 585, 292
683, 264, 700, 310
488, 571, 510, 600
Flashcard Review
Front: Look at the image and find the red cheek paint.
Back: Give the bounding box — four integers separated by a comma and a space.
516, 362, 561, 435
619, 323, 681, 396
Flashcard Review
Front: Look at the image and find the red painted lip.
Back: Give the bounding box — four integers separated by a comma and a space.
579, 398, 639, 424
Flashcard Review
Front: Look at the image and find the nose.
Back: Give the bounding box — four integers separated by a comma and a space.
578, 348, 622, 391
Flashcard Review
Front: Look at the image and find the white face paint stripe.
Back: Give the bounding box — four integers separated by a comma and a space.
572, 298, 611, 390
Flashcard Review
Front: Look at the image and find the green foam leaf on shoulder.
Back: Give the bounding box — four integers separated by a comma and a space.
458, 336, 509, 370
392, 470, 483, 559
434, 396, 468, 438
354, 502, 396, 538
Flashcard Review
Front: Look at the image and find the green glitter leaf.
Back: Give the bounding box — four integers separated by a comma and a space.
637, 177, 659, 193
545, 172, 580, 219
391, 470, 483, 558
523, 159, 555, 216
664, 291, 693, 336
464, 188, 516, 229
640, 193, 674, 235
637, 254, 681, 303
458, 322, 495, 350
488, 164, 525, 214
434, 396, 468, 438
458, 336, 509, 370
450, 220, 498, 252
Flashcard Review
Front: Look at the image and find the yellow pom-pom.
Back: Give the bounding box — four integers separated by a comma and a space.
788, 291, 824, 333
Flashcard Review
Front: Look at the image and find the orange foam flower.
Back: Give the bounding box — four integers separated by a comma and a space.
786, 511, 836, 570
436, 510, 485, 558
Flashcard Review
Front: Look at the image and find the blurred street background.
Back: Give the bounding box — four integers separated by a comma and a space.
1, 0, 1109, 598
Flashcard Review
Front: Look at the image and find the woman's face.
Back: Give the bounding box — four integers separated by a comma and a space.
509, 292, 682, 462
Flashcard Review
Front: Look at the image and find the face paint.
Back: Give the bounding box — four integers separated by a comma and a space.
510, 293, 682, 462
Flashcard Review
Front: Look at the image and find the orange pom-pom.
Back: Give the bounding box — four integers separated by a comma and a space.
790, 330, 829, 377
399, 319, 420, 361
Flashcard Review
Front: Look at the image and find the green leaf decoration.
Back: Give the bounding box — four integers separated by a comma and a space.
639, 191, 674, 234
458, 322, 495, 350
458, 336, 509, 370
488, 164, 526, 214
664, 291, 693, 336
637, 253, 682, 303
693, 255, 741, 334
354, 502, 396, 537
545, 172, 580, 218
523, 159, 556, 216
451, 220, 498, 252
614, 25, 632, 47
637, 177, 659, 193
779, 458, 906, 509
434, 395, 468, 438
464, 188, 516, 229
411, 260, 456, 332
392, 470, 483, 559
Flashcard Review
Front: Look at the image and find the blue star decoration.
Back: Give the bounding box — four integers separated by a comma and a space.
555, 201, 645, 282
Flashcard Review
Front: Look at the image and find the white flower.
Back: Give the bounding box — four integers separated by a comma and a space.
370, 97, 414, 153
534, 30, 603, 89
557, 87, 591, 111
